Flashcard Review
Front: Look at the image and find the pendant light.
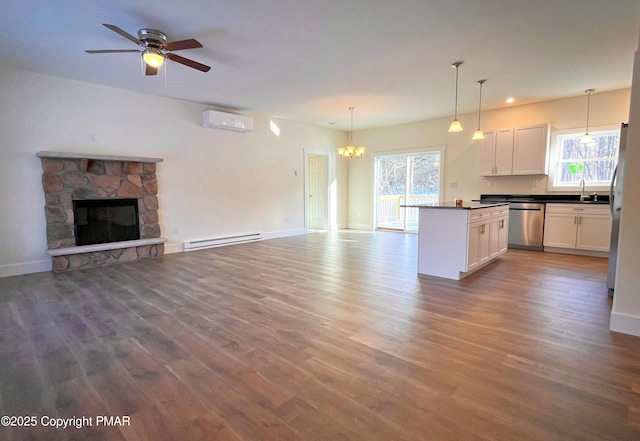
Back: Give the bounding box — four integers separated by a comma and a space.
448, 62, 463, 133
472, 79, 487, 140
580, 88, 595, 144
337, 107, 365, 158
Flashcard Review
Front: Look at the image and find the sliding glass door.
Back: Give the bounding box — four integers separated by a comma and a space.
375, 150, 442, 231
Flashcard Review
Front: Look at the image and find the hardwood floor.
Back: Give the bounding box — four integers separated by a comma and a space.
1, 230, 639, 440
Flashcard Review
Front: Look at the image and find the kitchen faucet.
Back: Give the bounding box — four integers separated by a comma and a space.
580, 179, 589, 201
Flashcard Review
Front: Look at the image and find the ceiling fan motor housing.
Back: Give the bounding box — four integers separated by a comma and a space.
137, 29, 167, 48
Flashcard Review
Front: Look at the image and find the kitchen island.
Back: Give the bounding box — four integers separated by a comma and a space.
407, 201, 510, 280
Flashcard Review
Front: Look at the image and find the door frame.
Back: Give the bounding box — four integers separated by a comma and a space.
304, 150, 330, 231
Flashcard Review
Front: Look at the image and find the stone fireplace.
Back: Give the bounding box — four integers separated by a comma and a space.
37, 151, 167, 272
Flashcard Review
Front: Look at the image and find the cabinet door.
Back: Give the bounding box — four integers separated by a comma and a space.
478, 223, 491, 265
494, 128, 514, 175
488, 216, 509, 259
480, 131, 496, 176
467, 223, 482, 270
513, 124, 549, 175
543, 212, 577, 248
489, 220, 501, 259
468, 222, 490, 270
576, 214, 612, 251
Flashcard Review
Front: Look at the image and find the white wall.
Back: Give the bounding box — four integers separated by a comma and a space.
611, 29, 640, 337
347, 89, 631, 230
0, 65, 347, 277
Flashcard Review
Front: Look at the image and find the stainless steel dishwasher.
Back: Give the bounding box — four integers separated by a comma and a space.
507, 202, 545, 250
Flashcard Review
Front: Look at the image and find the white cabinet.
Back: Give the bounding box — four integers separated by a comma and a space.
480, 129, 513, 176
543, 204, 611, 253
416, 204, 509, 280
490, 206, 510, 258
576, 213, 612, 251
513, 124, 549, 175
480, 123, 549, 176
543, 211, 577, 248
468, 211, 492, 271
468, 206, 509, 271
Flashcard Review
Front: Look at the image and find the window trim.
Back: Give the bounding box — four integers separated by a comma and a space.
546, 124, 620, 192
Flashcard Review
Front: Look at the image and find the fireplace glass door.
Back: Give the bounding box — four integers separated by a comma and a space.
73, 199, 140, 246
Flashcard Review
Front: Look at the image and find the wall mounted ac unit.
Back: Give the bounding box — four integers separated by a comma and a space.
202, 110, 254, 133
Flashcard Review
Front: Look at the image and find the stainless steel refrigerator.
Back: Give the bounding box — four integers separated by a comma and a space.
607, 122, 628, 295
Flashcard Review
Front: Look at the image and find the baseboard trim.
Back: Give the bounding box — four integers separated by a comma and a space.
164, 242, 184, 254
0, 259, 51, 278
262, 228, 308, 240
543, 247, 609, 258
610, 310, 640, 337
346, 222, 372, 230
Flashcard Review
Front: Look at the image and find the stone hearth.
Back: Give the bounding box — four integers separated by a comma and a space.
36, 151, 166, 272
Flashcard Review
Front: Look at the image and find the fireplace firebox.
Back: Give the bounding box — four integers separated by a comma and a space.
73, 199, 140, 246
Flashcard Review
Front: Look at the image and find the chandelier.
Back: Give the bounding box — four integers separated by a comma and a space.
338, 107, 365, 158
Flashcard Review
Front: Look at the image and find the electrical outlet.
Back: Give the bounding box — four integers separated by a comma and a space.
487, 181, 493, 188
532, 180, 539, 188
449, 182, 458, 188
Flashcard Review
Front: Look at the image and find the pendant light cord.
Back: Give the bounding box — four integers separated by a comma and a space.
453, 63, 460, 119
349, 106, 354, 145
476, 80, 485, 128
584, 89, 594, 134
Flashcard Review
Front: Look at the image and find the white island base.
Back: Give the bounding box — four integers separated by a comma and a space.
414, 202, 510, 280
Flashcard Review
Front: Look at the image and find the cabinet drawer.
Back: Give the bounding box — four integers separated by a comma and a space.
491, 206, 509, 217
469, 209, 492, 222
546, 203, 610, 215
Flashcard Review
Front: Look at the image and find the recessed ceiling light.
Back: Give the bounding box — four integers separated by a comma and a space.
506, 97, 515, 103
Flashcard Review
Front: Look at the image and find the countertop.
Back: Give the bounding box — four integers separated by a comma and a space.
404, 201, 509, 210
478, 193, 610, 204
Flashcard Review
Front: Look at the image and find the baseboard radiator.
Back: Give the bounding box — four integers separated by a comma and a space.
183, 233, 262, 251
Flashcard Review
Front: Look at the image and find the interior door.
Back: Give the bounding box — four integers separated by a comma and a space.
308, 154, 327, 230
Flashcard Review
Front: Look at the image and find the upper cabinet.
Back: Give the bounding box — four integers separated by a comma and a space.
480, 123, 550, 176
480, 129, 513, 175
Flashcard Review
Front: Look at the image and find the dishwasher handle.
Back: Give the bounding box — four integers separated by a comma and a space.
509, 207, 543, 211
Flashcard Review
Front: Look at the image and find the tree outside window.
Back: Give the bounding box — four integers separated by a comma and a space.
555, 130, 619, 187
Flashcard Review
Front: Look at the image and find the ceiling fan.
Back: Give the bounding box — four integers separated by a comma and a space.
85, 23, 211, 75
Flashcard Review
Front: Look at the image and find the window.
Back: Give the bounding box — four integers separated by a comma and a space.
374, 149, 443, 232
548, 126, 620, 191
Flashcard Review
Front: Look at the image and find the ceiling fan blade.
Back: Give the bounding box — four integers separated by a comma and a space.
166, 53, 211, 72
162, 38, 203, 51
102, 23, 143, 46
85, 49, 141, 54
145, 64, 158, 76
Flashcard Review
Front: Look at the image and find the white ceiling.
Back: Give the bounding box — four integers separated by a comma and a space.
1, 0, 639, 131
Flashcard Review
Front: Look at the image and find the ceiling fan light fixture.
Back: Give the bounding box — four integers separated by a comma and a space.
142, 48, 165, 67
